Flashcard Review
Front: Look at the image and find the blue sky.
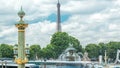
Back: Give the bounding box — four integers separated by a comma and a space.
0, 0, 120, 48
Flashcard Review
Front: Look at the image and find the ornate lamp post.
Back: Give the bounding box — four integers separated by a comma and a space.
14, 44, 29, 68
14, 7, 28, 68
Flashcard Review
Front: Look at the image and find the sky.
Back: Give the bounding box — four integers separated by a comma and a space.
0, 0, 120, 48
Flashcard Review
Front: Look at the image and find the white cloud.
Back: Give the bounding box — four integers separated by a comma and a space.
25, 21, 56, 47
0, 0, 119, 48
61, 0, 114, 14
108, 24, 120, 30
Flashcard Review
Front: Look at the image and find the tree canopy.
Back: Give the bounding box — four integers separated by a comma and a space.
49, 32, 83, 59
0, 44, 13, 58
29, 44, 41, 60
0, 32, 119, 62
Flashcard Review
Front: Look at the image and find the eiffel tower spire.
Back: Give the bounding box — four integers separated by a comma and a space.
57, 0, 61, 32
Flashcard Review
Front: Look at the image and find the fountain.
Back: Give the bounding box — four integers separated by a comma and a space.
56, 44, 92, 68
58, 44, 81, 61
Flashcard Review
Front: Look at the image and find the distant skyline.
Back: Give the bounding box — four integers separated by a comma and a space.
0, 0, 120, 48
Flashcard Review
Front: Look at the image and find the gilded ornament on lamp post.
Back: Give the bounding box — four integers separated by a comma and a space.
15, 7, 28, 68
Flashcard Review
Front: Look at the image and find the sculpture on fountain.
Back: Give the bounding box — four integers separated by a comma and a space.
82, 52, 90, 61
114, 49, 120, 64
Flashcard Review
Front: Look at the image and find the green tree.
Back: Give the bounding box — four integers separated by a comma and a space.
50, 32, 70, 58
51, 32, 69, 47
85, 44, 99, 58
0, 44, 13, 58
50, 32, 83, 58
29, 44, 41, 60
106, 41, 120, 60
98, 42, 107, 56
69, 36, 82, 53
41, 44, 56, 59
